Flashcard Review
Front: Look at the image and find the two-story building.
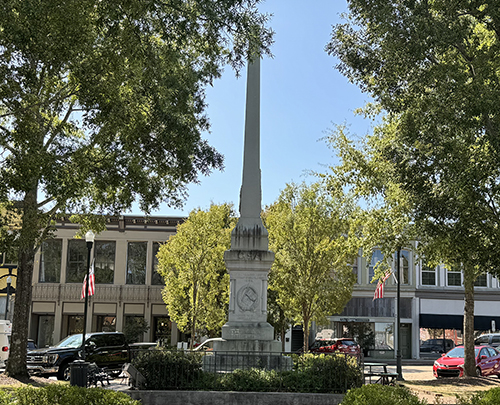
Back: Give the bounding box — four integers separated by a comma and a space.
26, 215, 184, 348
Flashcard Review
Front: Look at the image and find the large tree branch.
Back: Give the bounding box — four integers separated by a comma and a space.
43, 100, 76, 151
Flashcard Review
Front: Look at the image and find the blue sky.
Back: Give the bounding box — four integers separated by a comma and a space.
147, 1, 372, 218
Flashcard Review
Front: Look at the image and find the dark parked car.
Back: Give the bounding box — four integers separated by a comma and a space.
475, 333, 500, 348
420, 339, 454, 353
27, 332, 130, 380
433, 345, 500, 378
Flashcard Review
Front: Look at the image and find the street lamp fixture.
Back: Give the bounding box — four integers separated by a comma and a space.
4, 276, 12, 321
81, 231, 95, 360
396, 247, 403, 381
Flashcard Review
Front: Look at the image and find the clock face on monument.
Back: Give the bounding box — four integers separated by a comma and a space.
237, 285, 259, 312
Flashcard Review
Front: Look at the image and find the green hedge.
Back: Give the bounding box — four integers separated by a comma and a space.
340, 384, 427, 405
132, 350, 363, 393
456, 387, 500, 405
0, 384, 139, 405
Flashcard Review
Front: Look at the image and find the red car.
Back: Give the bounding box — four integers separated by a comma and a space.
433, 345, 500, 378
309, 338, 361, 356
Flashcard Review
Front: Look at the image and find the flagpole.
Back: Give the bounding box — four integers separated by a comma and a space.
82, 231, 94, 360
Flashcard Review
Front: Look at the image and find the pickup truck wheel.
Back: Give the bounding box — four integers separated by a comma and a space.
57, 362, 71, 381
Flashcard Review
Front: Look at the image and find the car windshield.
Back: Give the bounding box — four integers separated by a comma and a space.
54, 334, 83, 348
445, 347, 479, 358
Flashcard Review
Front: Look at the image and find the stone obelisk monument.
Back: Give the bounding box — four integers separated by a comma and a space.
209, 56, 285, 367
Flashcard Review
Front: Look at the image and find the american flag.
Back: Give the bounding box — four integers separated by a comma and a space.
373, 271, 391, 300
81, 259, 95, 299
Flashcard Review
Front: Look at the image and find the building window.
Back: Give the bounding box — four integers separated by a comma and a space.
126, 242, 147, 284
66, 239, 87, 283
96, 315, 116, 332
447, 266, 462, 286
39, 239, 62, 283
152, 242, 163, 285
95, 241, 115, 284
399, 250, 410, 285
368, 250, 384, 283
474, 274, 487, 287
421, 263, 436, 286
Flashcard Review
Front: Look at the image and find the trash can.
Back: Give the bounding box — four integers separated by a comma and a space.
70, 360, 89, 387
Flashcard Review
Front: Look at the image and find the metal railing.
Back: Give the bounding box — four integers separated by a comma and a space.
129, 349, 364, 393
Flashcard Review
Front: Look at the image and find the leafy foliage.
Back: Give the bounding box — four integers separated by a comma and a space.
0, 0, 273, 377
327, 0, 500, 376
132, 349, 362, 393
11, 384, 139, 405
341, 384, 427, 405
132, 349, 204, 391
264, 183, 359, 352
157, 204, 235, 345
123, 317, 150, 344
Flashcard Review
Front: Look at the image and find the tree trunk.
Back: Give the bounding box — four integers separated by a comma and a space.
303, 316, 310, 353
463, 269, 476, 377
6, 186, 39, 377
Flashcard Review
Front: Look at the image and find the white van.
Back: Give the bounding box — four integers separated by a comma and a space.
0, 320, 11, 368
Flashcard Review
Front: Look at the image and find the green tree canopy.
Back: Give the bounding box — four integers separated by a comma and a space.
157, 204, 235, 347
264, 183, 359, 352
0, 0, 272, 376
328, 0, 500, 375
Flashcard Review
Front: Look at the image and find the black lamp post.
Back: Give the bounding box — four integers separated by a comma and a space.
81, 230, 94, 360
396, 247, 403, 380
4, 276, 12, 321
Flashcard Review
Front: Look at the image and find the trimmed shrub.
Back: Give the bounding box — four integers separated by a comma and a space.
132, 349, 204, 390
456, 387, 500, 405
132, 349, 362, 393
285, 353, 363, 393
12, 384, 139, 405
341, 384, 427, 405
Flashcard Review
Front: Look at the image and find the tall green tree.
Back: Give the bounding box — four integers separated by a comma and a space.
328, 0, 500, 376
0, 0, 272, 376
264, 183, 359, 353
157, 204, 235, 348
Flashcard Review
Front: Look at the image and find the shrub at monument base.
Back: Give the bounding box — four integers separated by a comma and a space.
340, 385, 426, 405
132, 350, 362, 393
460, 387, 500, 405
132, 350, 204, 390
0, 385, 139, 405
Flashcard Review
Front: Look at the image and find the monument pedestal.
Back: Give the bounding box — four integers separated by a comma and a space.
202, 248, 291, 371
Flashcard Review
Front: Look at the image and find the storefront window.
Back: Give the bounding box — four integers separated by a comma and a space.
375, 322, 394, 350
37, 315, 55, 348
96, 315, 116, 332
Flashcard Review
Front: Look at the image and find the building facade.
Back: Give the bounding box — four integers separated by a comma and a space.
28, 215, 184, 348
321, 246, 500, 359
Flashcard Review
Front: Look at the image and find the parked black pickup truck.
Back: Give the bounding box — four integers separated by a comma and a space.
27, 332, 130, 380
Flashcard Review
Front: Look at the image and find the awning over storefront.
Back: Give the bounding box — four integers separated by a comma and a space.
420, 314, 500, 331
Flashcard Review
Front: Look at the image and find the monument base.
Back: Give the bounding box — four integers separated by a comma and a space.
221, 321, 276, 343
